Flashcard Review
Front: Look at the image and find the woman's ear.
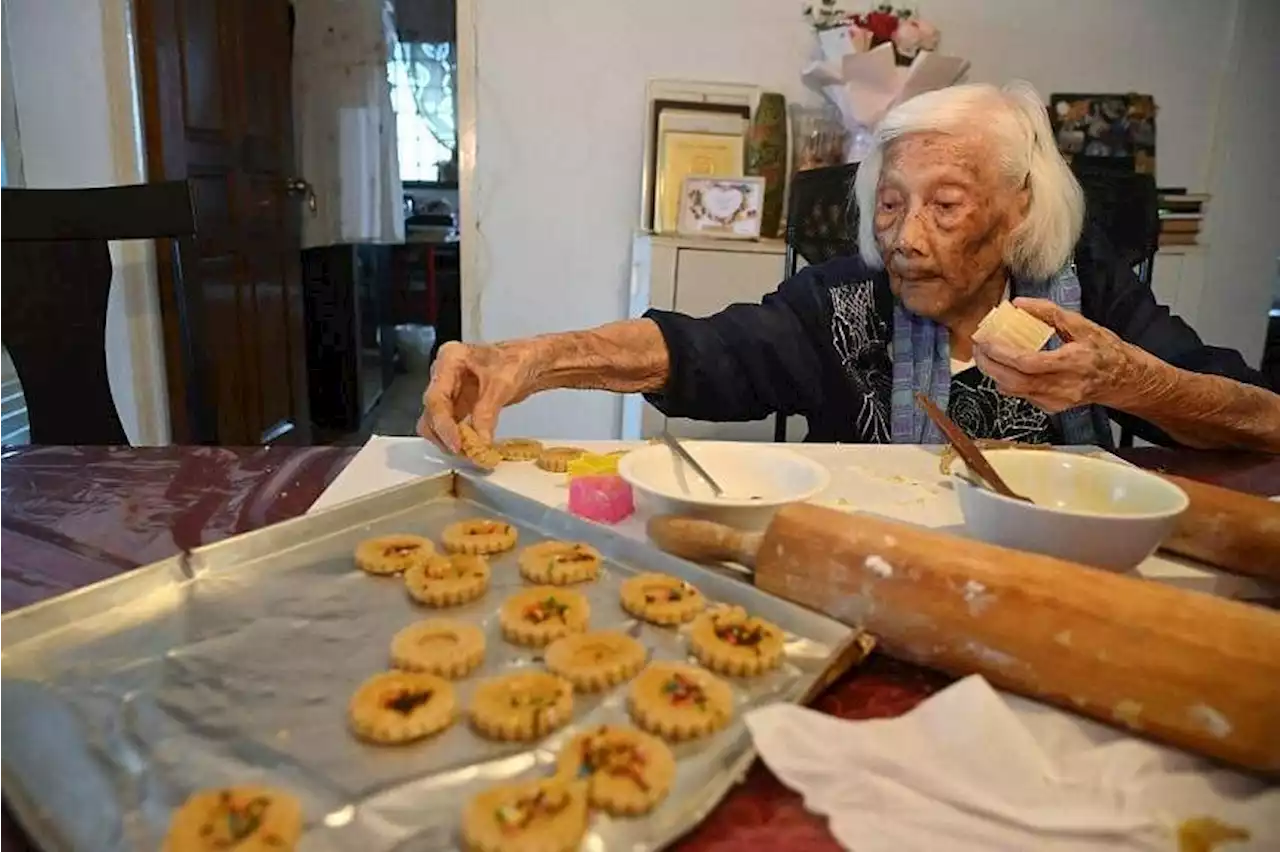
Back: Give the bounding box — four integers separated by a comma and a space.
1009, 179, 1032, 230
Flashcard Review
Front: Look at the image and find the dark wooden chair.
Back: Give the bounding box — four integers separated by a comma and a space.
775, 163, 861, 441
1, 182, 208, 445
1071, 165, 1160, 447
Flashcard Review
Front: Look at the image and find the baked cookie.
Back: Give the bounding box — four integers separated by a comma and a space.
163, 785, 302, 852
442, 518, 519, 555
619, 573, 705, 625
499, 587, 590, 647
556, 724, 677, 816
688, 605, 786, 677
517, 541, 602, 585
535, 447, 586, 473
544, 630, 646, 692
628, 663, 733, 742
348, 671, 456, 744
495, 437, 544, 462
469, 671, 574, 740
459, 422, 503, 471
355, 534, 436, 576
405, 553, 491, 607
391, 619, 486, 678
461, 778, 588, 852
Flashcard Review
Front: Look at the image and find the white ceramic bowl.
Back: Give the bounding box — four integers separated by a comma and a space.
617, 441, 831, 529
953, 449, 1189, 571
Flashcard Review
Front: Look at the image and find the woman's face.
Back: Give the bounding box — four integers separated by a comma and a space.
873, 132, 1027, 322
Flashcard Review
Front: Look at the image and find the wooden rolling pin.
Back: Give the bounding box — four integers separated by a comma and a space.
648, 508, 1280, 775
1158, 474, 1280, 582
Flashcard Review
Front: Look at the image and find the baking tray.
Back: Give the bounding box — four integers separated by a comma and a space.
1, 471, 865, 851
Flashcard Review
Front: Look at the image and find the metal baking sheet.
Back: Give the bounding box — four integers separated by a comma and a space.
2, 471, 860, 851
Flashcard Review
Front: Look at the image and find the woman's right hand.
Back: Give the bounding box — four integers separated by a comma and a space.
417, 339, 544, 454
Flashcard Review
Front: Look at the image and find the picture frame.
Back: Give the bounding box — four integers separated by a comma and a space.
654, 127, 746, 234
1048, 92, 1157, 176
639, 79, 759, 231
676, 175, 765, 240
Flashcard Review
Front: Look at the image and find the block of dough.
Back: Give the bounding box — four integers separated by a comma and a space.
972, 301, 1054, 353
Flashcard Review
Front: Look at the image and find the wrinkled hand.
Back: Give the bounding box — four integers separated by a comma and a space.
972, 298, 1139, 413
417, 340, 543, 454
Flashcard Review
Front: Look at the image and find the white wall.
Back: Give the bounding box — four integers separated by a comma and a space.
1, 18, 23, 187
465, 0, 1269, 440
1197, 0, 1280, 366
3, 0, 170, 444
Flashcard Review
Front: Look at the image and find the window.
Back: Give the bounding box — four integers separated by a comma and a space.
388, 41, 457, 185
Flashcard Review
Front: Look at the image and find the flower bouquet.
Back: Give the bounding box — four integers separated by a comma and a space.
801, 3, 969, 160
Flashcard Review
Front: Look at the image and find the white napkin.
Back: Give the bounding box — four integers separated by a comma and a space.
746, 676, 1278, 852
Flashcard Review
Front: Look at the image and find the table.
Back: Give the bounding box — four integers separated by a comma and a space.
2, 444, 1276, 851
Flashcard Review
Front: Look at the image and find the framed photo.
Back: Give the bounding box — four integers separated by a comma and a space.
1048, 92, 1157, 175
676, 176, 765, 239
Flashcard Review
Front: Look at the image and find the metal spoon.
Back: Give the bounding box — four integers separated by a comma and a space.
660, 431, 725, 497
914, 393, 1032, 503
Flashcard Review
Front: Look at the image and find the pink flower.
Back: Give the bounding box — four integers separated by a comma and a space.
915, 18, 941, 51
892, 19, 924, 57
893, 18, 941, 58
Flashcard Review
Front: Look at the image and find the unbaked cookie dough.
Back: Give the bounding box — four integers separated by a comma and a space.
688, 605, 785, 677
354, 534, 436, 576
348, 671, 456, 744
469, 671, 574, 741
556, 724, 676, 816
461, 778, 588, 852
544, 630, 646, 692
499, 586, 589, 647
517, 541, 602, 585
627, 662, 733, 742
535, 447, 586, 473
619, 573, 705, 625
390, 619, 486, 679
163, 785, 302, 852
404, 553, 491, 607
459, 422, 503, 470
442, 518, 519, 555
495, 438, 544, 462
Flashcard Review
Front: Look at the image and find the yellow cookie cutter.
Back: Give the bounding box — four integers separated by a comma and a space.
565, 450, 629, 478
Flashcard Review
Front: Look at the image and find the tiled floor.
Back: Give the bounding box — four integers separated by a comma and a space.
368, 369, 429, 436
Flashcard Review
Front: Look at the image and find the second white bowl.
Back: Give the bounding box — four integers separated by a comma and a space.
954, 449, 1189, 571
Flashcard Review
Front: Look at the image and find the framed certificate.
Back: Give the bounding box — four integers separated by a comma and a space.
654, 131, 745, 234
640, 80, 757, 231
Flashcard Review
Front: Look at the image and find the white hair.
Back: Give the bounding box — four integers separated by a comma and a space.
854, 81, 1085, 282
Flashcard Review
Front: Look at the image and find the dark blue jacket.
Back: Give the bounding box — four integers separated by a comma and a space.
643, 230, 1268, 446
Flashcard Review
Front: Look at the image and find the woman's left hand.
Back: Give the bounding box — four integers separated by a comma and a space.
972, 298, 1141, 413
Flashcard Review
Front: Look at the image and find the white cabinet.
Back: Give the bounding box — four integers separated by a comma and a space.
622, 233, 806, 442
1150, 246, 1206, 328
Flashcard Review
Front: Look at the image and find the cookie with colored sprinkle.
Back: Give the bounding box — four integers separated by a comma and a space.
163, 785, 302, 852
627, 662, 733, 742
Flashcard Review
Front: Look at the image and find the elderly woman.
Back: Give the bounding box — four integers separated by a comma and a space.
421, 82, 1280, 453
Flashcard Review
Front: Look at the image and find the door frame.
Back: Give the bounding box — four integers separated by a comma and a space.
0, 0, 24, 188
134, 0, 212, 444
455, 0, 480, 344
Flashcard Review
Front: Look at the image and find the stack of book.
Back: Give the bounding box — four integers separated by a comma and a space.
1157, 190, 1208, 248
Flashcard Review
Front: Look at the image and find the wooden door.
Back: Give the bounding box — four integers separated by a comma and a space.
136, 0, 311, 444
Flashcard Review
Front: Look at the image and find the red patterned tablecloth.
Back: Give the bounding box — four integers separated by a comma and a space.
2, 444, 1275, 850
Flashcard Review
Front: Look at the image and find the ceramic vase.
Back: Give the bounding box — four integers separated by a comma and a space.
746, 92, 788, 239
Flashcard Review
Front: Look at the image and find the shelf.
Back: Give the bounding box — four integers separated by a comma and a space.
636, 231, 787, 254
